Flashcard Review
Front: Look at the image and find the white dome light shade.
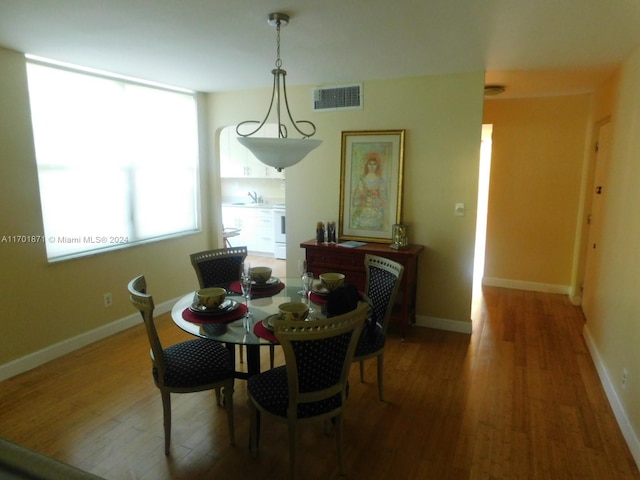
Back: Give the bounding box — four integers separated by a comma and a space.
237, 137, 322, 172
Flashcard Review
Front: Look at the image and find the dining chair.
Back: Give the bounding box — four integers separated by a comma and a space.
191, 246, 274, 367
128, 275, 235, 454
190, 246, 248, 289
247, 301, 369, 480
353, 254, 404, 401
222, 226, 241, 248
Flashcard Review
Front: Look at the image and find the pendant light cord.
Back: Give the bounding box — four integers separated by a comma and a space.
275, 20, 282, 70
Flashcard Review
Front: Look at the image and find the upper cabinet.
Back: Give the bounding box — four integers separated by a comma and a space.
219, 124, 285, 179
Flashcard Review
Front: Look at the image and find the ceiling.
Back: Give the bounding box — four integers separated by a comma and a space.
1, 0, 640, 98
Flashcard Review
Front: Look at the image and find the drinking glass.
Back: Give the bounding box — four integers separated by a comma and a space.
301, 271, 314, 315
241, 261, 251, 279
240, 273, 253, 318
297, 259, 307, 294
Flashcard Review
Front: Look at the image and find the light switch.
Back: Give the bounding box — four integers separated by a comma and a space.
455, 203, 465, 216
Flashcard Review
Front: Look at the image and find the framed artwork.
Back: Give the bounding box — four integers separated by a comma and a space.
339, 129, 405, 243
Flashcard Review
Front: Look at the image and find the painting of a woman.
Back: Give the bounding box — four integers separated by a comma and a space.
339, 130, 404, 242
350, 151, 388, 230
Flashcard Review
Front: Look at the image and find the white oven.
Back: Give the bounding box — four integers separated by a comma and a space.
273, 207, 286, 259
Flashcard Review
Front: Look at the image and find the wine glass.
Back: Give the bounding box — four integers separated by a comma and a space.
297, 259, 307, 294
240, 261, 251, 279
240, 273, 253, 318
301, 271, 315, 315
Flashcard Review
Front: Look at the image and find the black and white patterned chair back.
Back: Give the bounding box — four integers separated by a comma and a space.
198, 256, 244, 286
291, 332, 354, 393
190, 247, 247, 288
364, 254, 404, 335
366, 267, 397, 328
274, 302, 369, 405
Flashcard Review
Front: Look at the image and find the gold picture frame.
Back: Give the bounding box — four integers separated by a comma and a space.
339, 130, 405, 243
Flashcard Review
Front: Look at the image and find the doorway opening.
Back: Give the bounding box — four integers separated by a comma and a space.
473, 124, 493, 299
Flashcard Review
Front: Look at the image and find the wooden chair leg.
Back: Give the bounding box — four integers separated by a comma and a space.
269, 345, 275, 369
160, 390, 171, 455
239, 345, 244, 363
377, 354, 384, 401
223, 383, 235, 445
249, 400, 258, 457
336, 413, 345, 476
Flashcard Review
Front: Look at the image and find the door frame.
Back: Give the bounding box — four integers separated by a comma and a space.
571, 117, 611, 310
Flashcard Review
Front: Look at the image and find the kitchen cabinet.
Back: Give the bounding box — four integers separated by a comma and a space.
219, 125, 285, 179
222, 206, 274, 254
300, 239, 424, 339
250, 208, 275, 253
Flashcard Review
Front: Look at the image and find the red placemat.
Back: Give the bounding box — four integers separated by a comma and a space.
229, 281, 285, 298
182, 303, 247, 324
309, 292, 328, 304
254, 319, 278, 343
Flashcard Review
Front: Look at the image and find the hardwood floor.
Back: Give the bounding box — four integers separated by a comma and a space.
1, 286, 638, 479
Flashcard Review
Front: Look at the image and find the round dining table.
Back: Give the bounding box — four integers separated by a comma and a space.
171, 277, 326, 379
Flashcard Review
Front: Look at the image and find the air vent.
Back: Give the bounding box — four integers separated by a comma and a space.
312, 84, 362, 111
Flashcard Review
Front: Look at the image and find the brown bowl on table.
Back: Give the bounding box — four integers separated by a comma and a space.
249, 266, 272, 284
319, 272, 345, 291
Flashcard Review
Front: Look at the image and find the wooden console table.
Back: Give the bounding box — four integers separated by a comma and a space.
300, 239, 424, 339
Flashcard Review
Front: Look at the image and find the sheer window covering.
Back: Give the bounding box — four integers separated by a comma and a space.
26, 60, 200, 261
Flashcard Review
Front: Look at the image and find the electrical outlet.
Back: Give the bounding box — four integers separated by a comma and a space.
622, 369, 629, 390
104, 292, 113, 308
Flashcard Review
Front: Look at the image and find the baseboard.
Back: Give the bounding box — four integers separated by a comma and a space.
414, 314, 473, 334
0, 296, 180, 382
482, 277, 570, 295
583, 324, 640, 468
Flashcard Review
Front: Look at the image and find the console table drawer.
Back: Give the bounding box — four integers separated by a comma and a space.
307, 251, 362, 269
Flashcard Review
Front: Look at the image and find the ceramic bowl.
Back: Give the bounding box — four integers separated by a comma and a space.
278, 302, 309, 322
319, 272, 345, 291
249, 266, 272, 284
196, 287, 227, 309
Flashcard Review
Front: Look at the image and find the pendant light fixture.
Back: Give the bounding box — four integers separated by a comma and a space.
236, 12, 322, 172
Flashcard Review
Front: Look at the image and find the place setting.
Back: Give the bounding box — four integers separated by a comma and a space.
229, 265, 286, 298
309, 272, 345, 304
182, 286, 247, 324
254, 301, 311, 343
253, 271, 347, 342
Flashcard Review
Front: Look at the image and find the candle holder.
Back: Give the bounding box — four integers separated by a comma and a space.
315, 221, 325, 244
390, 224, 408, 249
327, 221, 336, 243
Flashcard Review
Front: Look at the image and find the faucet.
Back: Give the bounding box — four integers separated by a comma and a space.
247, 191, 258, 203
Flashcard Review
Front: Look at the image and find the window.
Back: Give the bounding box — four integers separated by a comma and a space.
26, 59, 200, 261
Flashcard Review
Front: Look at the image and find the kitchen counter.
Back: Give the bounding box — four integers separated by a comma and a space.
222, 202, 285, 209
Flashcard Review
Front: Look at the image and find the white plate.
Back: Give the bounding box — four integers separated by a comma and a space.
189, 299, 239, 316
252, 277, 281, 288
311, 284, 329, 296
262, 313, 281, 331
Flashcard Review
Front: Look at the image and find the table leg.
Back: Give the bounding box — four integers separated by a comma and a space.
225, 343, 236, 371
245, 344, 262, 447
246, 345, 261, 376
